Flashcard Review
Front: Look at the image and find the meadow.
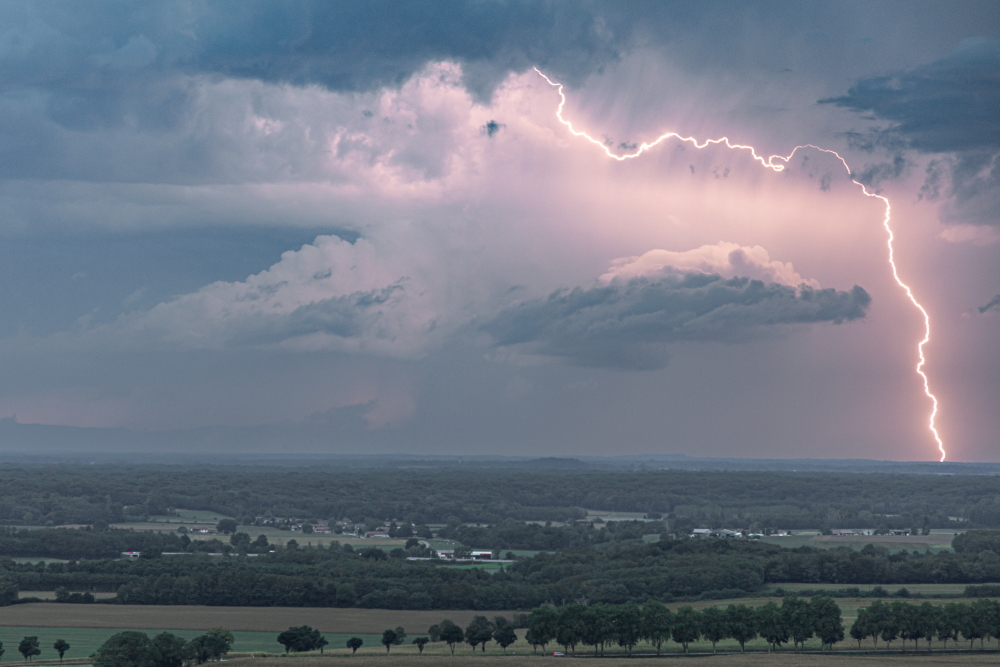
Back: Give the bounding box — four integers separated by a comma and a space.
5, 597, 1000, 658
217, 654, 1000, 667
0, 627, 381, 660
773, 582, 973, 596
0, 603, 517, 634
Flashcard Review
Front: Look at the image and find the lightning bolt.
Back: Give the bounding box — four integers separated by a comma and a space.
535, 68, 946, 462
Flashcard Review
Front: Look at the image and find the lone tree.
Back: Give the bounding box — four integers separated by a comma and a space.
380, 630, 397, 653
345, 637, 363, 654
671, 607, 700, 654
782, 597, 814, 652
215, 518, 238, 535
412, 637, 429, 654
53, 640, 70, 662
612, 602, 642, 656
726, 604, 758, 653
493, 624, 517, 654
641, 601, 673, 655
439, 621, 465, 655
465, 616, 494, 653
205, 628, 234, 661
277, 626, 326, 654
151, 633, 187, 667
93, 632, 154, 667
699, 606, 730, 654
756, 601, 789, 652
19, 637, 41, 662
525, 606, 557, 653
811, 596, 845, 650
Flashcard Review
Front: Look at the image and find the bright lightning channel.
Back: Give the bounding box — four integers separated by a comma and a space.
535, 68, 947, 462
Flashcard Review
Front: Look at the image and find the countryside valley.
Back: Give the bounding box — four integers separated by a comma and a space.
3, 461, 1000, 662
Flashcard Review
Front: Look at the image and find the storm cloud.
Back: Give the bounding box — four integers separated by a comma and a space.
980, 295, 1000, 314
484, 274, 871, 370
823, 39, 1000, 228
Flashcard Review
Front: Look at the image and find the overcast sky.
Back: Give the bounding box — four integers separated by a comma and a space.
0, 1, 998, 461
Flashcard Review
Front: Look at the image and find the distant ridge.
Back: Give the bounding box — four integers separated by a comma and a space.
0, 416, 995, 473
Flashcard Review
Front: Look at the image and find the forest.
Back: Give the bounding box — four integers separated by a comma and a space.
1, 464, 998, 529
4, 464, 1000, 613
6, 534, 1000, 609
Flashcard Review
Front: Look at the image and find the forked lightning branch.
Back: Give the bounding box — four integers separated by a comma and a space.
534, 69, 946, 462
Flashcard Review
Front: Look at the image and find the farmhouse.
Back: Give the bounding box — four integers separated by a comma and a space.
713, 529, 742, 538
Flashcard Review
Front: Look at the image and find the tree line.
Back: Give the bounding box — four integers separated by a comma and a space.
3, 465, 997, 530
849, 599, 1000, 650
514, 598, 843, 655
0, 636, 72, 662
10, 537, 1000, 610
92, 629, 234, 667
440, 518, 662, 550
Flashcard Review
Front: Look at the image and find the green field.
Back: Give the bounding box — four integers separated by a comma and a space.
222, 654, 1000, 667
757, 531, 956, 554
0, 627, 382, 660
4, 596, 1000, 659
773, 582, 978, 596
152, 509, 235, 524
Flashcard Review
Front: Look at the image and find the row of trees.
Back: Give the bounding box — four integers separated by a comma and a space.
93, 629, 233, 667
850, 599, 1000, 650
521, 597, 843, 655
422, 617, 519, 654
0, 636, 71, 662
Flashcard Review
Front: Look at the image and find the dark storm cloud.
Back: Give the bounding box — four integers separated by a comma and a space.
226, 283, 405, 347
0, 0, 636, 113
483, 274, 871, 370
980, 295, 1000, 314
0, 0, 651, 184
823, 39, 1000, 225
822, 39, 1000, 154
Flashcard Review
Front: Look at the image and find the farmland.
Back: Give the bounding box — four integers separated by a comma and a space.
811, 534, 954, 551
759, 531, 957, 553
0, 627, 372, 660
773, 583, 974, 596
221, 655, 1000, 667
6, 597, 1000, 657
0, 603, 518, 634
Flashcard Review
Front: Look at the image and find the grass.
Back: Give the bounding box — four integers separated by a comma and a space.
757, 533, 819, 549
756, 531, 956, 554
773, 583, 977, 596
7, 597, 1000, 660
0, 627, 380, 660
0, 604, 519, 635
222, 654, 1000, 667
149, 509, 235, 524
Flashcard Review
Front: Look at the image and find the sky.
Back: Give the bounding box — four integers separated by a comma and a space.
0, 1, 998, 461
